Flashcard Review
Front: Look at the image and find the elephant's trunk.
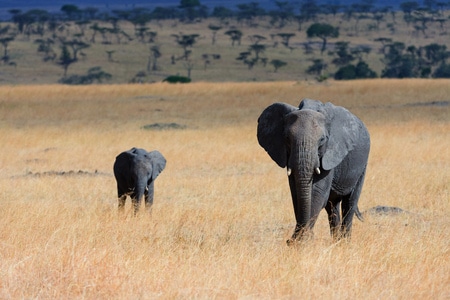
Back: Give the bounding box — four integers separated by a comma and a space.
289, 140, 316, 241
132, 178, 147, 214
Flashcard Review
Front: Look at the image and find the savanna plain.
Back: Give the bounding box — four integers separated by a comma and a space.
0, 79, 449, 299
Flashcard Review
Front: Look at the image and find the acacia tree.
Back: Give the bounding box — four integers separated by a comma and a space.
0, 26, 15, 62
208, 24, 222, 45
148, 45, 162, 71
172, 33, 199, 60
179, 0, 206, 22
63, 39, 90, 61
306, 23, 339, 54
224, 29, 243, 46
270, 59, 287, 72
58, 44, 76, 77
35, 38, 56, 61
277, 33, 295, 48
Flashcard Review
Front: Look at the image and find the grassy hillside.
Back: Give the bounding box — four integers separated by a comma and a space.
1, 9, 450, 84
0, 80, 449, 298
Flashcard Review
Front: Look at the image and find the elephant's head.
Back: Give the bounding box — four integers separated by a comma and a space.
257, 99, 361, 235
130, 148, 166, 185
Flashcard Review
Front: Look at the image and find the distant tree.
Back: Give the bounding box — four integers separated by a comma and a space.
400, 0, 419, 17
130, 71, 148, 83
354, 61, 377, 78
83, 7, 99, 19
224, 29, 243, 46
63, 39, 90, 61
179, 0, 207, 22
321, 3, 342, 18
374, 37, 393, 55
9, 10, 27, 34
248, 44, 266, 60
149, 45, 162, 71
151, 6, 179, 20
61, 4, 81, 20
300, 0, 320, 22
270, 59, 287, 72
433, 63, 450, 78
184, 59, 195, 78
0, 26, 15, 62
331, 41, 355, 67
172, 33, 199, 60
59, 67, 112, 85
334, 64, 357, 80
277, 33, 295, 48
381, 42, 423, 78
129, 9, 152, 42
58, 45, 76, 77
423, 43, 448, 66
306, 23, 339, 54
423, 0, 438, 10
335, 61, 377, 80
248, 34, 266, 45
211, 6, 234, 22
24, 9, 50, 36
0, 36, 14, 63
236, 51, 257, 69
147, 31, 157, 43
35, 38, 56, 61
75, 20, 91, 37
90, 23, 101, 43
236, 3, 265, 26
105, 50, 115, 62
307, 58, 327, 76
208, 24, 222, 45
269, 1, 295, 28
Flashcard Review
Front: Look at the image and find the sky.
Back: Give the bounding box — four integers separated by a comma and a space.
0, 0, 407, 20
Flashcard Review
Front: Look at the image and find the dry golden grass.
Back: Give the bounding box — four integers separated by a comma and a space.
0, 79, 449, 298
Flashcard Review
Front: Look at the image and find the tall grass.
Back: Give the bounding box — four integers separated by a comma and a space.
0, 80, 449, 298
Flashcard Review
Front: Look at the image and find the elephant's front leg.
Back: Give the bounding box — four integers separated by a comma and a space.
118, 194, 127, 212
144, 181, 155, 212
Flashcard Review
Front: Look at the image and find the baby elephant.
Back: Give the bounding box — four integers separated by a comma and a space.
113, 147, 166, 214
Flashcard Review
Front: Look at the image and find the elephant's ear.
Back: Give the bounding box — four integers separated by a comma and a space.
298, 98, 324, 111
257, 102, 298, 168
148, 150, 166, 180
321, 102, 361, 170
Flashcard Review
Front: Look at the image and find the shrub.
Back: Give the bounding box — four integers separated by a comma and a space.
433, 63, 450, 78
335, 61, 377, 80
59, 67, 111, 85
334, 65, 356, 80
163, 75, 191, 83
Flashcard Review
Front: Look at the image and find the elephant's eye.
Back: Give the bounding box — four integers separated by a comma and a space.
318, 136, 326, 146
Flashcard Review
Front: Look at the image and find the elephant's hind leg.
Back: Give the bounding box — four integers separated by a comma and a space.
325, 190, 344, 240
325, 199, 341, 240
341, 170, 366, 238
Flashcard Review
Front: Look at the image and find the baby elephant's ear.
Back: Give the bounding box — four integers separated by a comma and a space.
148, 151, 166, 180
257, 102, 297, 168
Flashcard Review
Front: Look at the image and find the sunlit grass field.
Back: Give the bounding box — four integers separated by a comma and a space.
0, 79, 449, 298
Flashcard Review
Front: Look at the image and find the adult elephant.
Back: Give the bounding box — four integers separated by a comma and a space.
257, 99, 370, 244
113, 147, 166, 214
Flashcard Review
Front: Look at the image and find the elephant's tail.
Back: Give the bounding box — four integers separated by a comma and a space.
355, 206, 364, 222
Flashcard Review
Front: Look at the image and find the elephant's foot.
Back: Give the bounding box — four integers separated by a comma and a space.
286, 225, 313, 245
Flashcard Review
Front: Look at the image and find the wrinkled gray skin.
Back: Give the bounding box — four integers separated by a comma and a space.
257, 99, 370, 244
113, 147, 166, 214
